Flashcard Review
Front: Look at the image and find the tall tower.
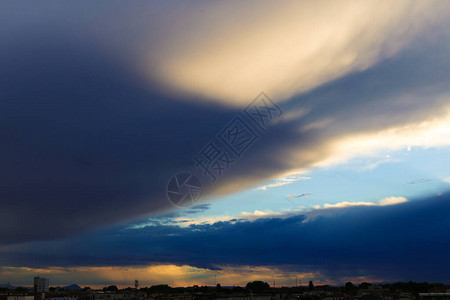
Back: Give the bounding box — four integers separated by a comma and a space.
134, 280, 139, 290
34, 276, 49, 293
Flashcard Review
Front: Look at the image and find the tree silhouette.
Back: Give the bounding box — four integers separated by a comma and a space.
345, 282, 357, 295
232, 286, 244, 294
103, 285, 118, 292
359, 282, 372, 289
246, 281, 270, 294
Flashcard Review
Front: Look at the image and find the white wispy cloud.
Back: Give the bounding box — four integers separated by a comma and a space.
322, 201, 377, 209
314, 106, 450, 169
255, 176, 310, 191
287, 193, 312, 198
320, 196, 408, 209
167, 209, 304, 227
156, 196, 408, 227
378, 196, 408, 206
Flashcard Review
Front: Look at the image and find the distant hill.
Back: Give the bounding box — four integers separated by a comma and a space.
0, 283, 16, 289
56, 284, 82, 291
1, 283, 82, 291
0, 284, 31, 290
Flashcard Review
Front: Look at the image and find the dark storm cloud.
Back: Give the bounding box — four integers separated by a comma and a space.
1, 192, 450, 282
0, 21, 238, 244
1, 2, 450, 246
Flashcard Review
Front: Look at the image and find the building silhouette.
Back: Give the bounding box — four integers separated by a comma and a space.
33, 276, 49, 293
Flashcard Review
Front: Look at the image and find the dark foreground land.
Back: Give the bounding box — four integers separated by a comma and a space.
2, 281, 450, 300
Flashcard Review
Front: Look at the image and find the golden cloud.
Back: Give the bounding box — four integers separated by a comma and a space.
147, 0, 448, 106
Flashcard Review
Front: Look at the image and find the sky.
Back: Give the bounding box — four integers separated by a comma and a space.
1, 0, 450, 288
